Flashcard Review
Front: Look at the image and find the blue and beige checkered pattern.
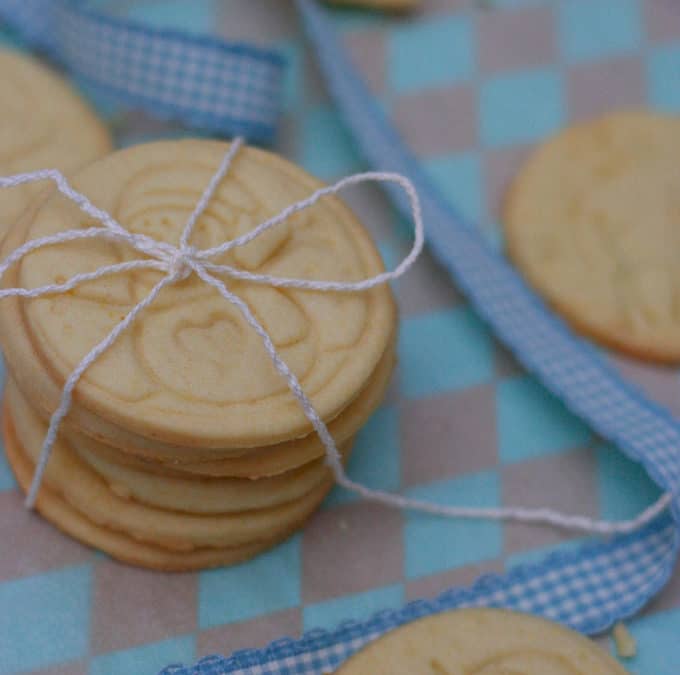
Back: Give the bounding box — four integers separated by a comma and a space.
304, 0, 680, 495
1, 1, 680, 674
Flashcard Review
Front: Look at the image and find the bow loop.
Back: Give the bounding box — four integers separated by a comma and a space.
0, 138, 670, 543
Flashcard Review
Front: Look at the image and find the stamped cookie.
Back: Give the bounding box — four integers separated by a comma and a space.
505, 110, 680, 363
0, 139, 396, 449
0, 139, 397, 568
335, 608, 629, 674
63, 342, 395, 478
0, 49, 112, 230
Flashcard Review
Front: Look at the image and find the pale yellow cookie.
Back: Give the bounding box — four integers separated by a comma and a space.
62, 341, 394, 477
74, 441, 348, 514
5, 389, 336, 551
0, 231, 394, 469
0, 49, 112, 230
0, 139, 396, 449
505, 110, 680, 363
5, 376, 350, 514
335, 608, 629, 674
3, 417, 298, 571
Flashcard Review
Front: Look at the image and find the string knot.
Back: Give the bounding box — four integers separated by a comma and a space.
168, 245, 197, 281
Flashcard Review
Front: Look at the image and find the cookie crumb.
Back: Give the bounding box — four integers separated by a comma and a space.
613, 622, 636, 659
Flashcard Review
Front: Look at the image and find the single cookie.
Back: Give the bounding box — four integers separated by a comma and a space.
3, 416, 298, 572
505, 110, 680, 363
62, 341, 394, 476
75, 439, 349, 514
0, 139, 396, 449
0, 49, 112, 230
6, 376, 351, 514
335, 608, 629, 674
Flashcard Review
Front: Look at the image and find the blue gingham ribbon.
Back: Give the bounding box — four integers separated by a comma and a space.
163, 516, 678, 674
162, 1, 680, 672
0, 0, 285, 143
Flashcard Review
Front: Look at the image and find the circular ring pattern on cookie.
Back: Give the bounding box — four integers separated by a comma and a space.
9, 140, 396, 447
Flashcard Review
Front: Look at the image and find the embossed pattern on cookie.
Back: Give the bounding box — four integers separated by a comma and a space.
335, 608, 629, 674
2, 140, 395, 448
505, 110, 680, 363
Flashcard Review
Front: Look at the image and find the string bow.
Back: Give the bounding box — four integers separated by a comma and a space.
0, 138, 424, 507
0, 139, 670, 536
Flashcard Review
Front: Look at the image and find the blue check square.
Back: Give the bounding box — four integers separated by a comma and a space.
389, 16, 475, 93
559, 0, 641, 63
399, 306, 494, 400
481, 68, 564, 147
199, 536, 301, 628
497, 375, 591, 463
648, 45, 680, 112
0, 565, 91, 675
404, 471, 502, 579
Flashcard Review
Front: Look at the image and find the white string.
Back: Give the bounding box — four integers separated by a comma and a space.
25, 275, 175, 507
0, 141, 673, 533
180, 137, 244, 249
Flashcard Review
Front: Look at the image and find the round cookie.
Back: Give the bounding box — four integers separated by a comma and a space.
0, 49, 112, 230
5, 376, 351, 514
62, 341, 394, 477
0, 139, 396, 448
335, 608, 629, 674
3, 419, 297, 572
74, 440, 349, 513
505, 110, 680, 363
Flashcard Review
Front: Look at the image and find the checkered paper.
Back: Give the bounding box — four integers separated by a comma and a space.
2, 2, 680, 675
300, 0, 680, 497
0, 0, 284, 142
155, 1, 680, 671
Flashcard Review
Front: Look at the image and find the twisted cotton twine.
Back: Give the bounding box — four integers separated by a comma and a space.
0, 138, 671, 534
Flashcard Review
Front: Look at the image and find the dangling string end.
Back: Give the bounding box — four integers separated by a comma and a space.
4, 140, 671, 538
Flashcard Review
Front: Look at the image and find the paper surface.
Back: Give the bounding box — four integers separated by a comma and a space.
0, 1, 679, 673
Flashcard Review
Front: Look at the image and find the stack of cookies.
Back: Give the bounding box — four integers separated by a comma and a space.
0, 140, 396, 570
